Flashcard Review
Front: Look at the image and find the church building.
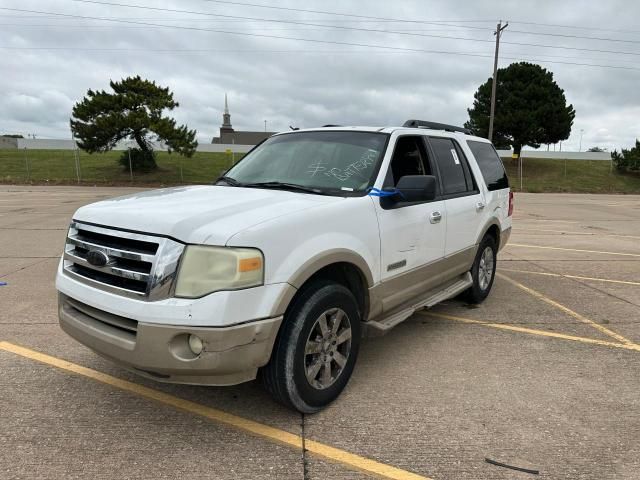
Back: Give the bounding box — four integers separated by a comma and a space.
211, 94, 276, 145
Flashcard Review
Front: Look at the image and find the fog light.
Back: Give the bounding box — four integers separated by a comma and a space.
188, 334, 204, 355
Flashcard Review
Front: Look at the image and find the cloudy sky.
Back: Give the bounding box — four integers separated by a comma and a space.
2, 0, 640, 151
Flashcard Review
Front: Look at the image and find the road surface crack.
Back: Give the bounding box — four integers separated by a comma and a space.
301, 412, 309, 480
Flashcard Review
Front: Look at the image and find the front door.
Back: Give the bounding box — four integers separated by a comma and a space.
373, 135, 446, 312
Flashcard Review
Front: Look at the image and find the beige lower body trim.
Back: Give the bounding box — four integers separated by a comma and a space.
58, 294, 282, 386
368, 246, 476, 319
499, 226, 512, 251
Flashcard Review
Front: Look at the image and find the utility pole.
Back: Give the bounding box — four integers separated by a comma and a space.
70, 127, 81, 184
488, 20, 508, 142
579, 129, 584, 152
264, 120, 267, 132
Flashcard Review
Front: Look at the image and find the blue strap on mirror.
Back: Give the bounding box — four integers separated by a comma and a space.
366, 187, 405, 200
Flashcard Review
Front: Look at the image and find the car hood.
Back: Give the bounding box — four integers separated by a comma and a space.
73, 185, 338, 244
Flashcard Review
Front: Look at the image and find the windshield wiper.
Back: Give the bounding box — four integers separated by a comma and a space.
242, 181, 327, 195
216, 175, 243, 186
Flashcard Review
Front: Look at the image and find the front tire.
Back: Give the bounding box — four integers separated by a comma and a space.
261, 282, 361, 413
465, 235, 497, 304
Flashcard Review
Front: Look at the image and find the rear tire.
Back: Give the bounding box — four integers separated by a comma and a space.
261, 281, 361, 413
464, 235, 497, 304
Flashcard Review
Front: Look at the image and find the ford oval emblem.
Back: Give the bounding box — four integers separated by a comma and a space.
86, 250, 110, 267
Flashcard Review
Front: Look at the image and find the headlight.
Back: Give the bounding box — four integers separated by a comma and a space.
174, 246, 264, 298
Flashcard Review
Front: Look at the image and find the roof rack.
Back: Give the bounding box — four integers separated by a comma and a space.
321, 124, 343, 127
403, 119, 471, 135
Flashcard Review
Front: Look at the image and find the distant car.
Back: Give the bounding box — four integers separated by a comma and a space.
56, 120, 512, 412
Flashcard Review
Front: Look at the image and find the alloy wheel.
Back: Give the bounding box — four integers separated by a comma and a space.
304, 308, 352, 390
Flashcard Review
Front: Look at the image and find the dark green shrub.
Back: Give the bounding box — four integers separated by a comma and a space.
612, 140, 640, 173
118, 148, 157, 172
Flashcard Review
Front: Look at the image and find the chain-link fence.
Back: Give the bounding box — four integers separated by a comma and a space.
0, 148, 242, 185
1, 147, 634, 193
501, 156, 629, 193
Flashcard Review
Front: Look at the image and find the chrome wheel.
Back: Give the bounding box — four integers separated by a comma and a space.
478, 246, 495, 291
304, 308, 352, 390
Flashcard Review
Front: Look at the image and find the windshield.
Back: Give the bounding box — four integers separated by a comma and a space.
220, 131, 388, 195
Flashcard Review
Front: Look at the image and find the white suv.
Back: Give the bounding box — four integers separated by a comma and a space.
56, 120, 512, 412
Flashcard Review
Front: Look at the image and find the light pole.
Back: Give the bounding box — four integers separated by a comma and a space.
579, 129, 584, 152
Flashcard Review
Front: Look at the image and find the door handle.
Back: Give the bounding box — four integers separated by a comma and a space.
429, 211, 442, 224
476, 202, 486, 211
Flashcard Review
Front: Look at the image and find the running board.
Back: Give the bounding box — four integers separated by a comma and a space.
365, 273, 473, 335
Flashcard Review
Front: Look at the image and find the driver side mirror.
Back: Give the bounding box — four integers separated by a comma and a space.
395, 175, 437, 202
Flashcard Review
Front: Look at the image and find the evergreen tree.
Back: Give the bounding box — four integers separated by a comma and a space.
70, 76, 197, 171
466, 62, 575, 157
612, 140, 640, 172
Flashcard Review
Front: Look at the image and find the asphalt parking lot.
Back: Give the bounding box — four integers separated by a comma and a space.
1, 185, 639, 480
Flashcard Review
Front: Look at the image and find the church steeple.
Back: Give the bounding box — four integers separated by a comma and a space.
221, 93, 233, 131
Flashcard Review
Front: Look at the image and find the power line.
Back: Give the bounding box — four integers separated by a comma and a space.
0, 23, 464, 33
196, 0, 494, 25
63, 1, 640, 57
3, 12, 638, 45
3, 44, 640, 71
196, 0, 640, 37
509, 20, 640, 36
0, 6, 499, 48
4, 5, 640, 37
0, 13, 493, 24
3, 6, 640, 62
3, 42, 638, 64
0, 44, 494, 56
67, 0, 495, 39
509, 28, 640, 45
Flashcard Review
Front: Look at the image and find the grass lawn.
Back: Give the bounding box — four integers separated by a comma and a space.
1, 149, 639, 193
502, 157, 640, 194
0, 149, 241, 186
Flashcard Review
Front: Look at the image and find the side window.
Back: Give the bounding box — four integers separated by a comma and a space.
385, 136, 432, 186
429, 137, 474, 195
466, 140, 509, 191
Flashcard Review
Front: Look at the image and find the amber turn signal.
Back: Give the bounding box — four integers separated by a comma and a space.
239, 257, 262, 272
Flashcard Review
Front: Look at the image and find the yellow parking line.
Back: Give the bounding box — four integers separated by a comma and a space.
0, 341, 431, 480
419, 312, 640, 353
515, 219, 580, 223
514, 228, 640, 240
515, 228, 594, 236
507, 243, 640, 257
499, 268, 640, 286
496, 272, 637, 346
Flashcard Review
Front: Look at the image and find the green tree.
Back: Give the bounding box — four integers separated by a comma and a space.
612, 140, 640, 173
70, 76, 197, 171
587, 146, 607, 152
465, 62, 575, 157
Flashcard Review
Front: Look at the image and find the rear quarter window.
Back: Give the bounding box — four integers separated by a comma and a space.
466, 140, 509, 191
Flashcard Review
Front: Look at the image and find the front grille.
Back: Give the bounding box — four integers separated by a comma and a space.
63, 221, 184, 300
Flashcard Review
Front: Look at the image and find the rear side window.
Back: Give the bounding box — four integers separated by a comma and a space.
429, 137, 474, 195
467, 140, 509, 191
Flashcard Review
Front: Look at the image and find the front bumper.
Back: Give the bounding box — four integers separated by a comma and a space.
59, 294, 282, 386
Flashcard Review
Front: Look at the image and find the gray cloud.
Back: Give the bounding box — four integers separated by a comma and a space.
2, 0, 639, 151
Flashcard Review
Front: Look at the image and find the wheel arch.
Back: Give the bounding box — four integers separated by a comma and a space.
476, 219, 501, 248
283, 251, 373, 322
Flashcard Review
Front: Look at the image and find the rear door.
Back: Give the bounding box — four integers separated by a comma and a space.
427, 136, 485, 257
